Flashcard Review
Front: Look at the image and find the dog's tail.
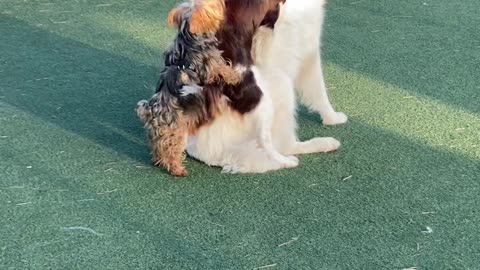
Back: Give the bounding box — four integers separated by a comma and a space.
167, 0, 225, 34
136, 97, 180, 127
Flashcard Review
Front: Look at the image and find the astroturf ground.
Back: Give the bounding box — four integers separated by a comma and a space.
1, 0, 479, 269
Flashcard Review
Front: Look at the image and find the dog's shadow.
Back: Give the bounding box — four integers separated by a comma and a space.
0, 16, 159, 163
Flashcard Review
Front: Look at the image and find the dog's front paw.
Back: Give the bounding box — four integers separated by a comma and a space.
322, 112, 348, 126
322, 137, 341, 152
170, 167, 188, 177
267, 151, 299, 170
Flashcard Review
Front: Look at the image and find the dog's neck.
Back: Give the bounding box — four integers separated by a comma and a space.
215, 0, 269, 66
216, 0, 285, 67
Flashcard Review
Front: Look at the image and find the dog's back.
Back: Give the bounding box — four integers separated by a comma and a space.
253, 0, 327, 78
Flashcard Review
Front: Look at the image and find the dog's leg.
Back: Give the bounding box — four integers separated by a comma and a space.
284, 138, 341, 155
220, 94, 300, 173
295, 50, 348, 125
252, 94, 299, 169
220, 140, 299, 174
271, 93, 341, 156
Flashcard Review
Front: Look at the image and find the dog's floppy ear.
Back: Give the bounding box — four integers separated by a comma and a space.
167, 4, 189, 30
167, 0, 225, 34
189, 0, 225, 34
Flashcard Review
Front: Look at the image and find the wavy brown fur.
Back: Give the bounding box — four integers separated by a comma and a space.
206, 58, 240, 85
151, 115, 189, 177
137, 100, 189, 177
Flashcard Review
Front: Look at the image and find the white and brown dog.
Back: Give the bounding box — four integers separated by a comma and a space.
185, 0, 348, 174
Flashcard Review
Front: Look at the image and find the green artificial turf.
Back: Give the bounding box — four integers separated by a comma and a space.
1, 0, 479, 269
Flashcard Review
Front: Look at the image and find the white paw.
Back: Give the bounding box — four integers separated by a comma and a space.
283, 155, 299, 168
322, 137, 341, 152
221, 164, 242, 174
286, 156, 300, 168
307, 137, 341, 153
322, 112, 348, 126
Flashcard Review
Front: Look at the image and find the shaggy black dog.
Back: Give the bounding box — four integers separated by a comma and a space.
136, 4, 239, 177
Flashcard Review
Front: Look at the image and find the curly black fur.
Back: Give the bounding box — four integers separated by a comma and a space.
151, 22, 223, 124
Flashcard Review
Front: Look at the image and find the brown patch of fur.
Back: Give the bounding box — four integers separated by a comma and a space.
190, 0, 225, 34
167, 0, 225, 34
260, 0, 286, 28
206, 59, 241, 85
167, 7, 184, 29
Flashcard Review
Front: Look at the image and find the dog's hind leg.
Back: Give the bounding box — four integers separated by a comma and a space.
271, 95, 341, 156
221, 95, 299, 173
250, 93, 299, 170
295, 50, 348, 126
187, 133, 298, 174
260, 70, 341, 156
283, 138, 341, 155
220, 140, 298, 174
221, 126, 339, 173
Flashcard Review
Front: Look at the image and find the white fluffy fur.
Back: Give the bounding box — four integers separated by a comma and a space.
186, 0, 347, 173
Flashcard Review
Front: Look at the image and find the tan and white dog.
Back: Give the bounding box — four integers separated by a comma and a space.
186, 0, 347, 173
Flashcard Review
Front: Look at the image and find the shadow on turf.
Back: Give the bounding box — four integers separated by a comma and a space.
323, 1, 480, 115
0, 16, 157, 163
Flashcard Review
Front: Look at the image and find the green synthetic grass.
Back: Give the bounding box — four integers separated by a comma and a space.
1, 0, 479, 269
